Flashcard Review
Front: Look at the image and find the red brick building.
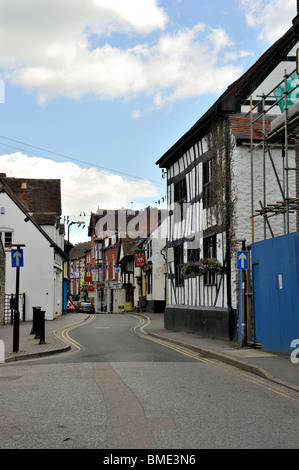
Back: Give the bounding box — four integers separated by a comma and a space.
88, 207, 167, 312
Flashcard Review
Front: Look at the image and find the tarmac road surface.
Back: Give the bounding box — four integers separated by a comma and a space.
0, 313, 299, 450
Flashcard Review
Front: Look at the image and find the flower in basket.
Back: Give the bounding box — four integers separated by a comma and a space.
181, 261, 200, 275
198, 258, 222, 275
182, 258, 222, 276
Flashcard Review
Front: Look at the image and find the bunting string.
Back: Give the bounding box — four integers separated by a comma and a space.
59, 196, 167, 226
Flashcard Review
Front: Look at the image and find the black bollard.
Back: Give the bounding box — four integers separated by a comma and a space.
31, 306, 41, 335
34, 310, 41, 339
13, 310, 19, 352
30, 307, 36, 334
39, 310, 46, 345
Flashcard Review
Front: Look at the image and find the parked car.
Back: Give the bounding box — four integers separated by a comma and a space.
76, 301, 95, 313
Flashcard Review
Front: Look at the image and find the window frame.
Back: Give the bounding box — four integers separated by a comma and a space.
187, 248, 200, 263
174, 244, 184, 286
203, 157, 214, 209
174, 178, 187, 221
147, 270, 152, 295
0, 230, 13, 250
203, 235, 217, 285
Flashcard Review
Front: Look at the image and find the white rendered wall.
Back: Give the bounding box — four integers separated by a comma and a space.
0, 192, 63, 321
146, 218, 167, 303
232, 143, 296, 244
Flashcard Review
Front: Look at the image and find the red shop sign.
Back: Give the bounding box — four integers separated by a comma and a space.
135, 252, 145, 267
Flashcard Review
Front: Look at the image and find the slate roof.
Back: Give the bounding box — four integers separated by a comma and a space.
69, 241, 91, 261
121, 235, 147, 258
0, 175, 61, 225
0, 180, 67, 259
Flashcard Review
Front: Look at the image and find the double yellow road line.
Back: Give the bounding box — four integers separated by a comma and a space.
60, 314, 96, 355
129, 314, 299, 402
129, 313, 214, 364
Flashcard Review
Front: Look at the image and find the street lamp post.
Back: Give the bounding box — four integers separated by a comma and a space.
67, 221, 85, 293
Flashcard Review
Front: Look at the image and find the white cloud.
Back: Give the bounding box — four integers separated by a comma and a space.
239, 0, 296, 43
0, 0, 243, 109
132, 110, 142, 119
0, 153, 159, 220
224, 49, 254, 63
0, 0, 167, 67
12, 23, 241, 107
0, 0, 167, 56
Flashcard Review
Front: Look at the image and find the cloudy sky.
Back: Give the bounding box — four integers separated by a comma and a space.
0, 0, 297, 243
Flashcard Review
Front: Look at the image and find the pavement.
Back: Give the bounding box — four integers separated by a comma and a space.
1, 311, 299, 394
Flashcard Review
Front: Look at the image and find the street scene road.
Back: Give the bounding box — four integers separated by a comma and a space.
1, 313, 299, 450
1, 1, 299, 461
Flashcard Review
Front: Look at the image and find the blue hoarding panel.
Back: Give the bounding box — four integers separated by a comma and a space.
252, 233, 299, 354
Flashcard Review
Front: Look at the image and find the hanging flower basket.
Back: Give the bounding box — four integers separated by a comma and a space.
198, 258, 222, 275
182, 259, 222, 276
181, 262, 200, 276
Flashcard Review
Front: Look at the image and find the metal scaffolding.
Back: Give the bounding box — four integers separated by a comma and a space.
248, 68, 299, 242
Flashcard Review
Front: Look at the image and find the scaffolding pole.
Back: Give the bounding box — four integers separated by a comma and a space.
248, 67, 299, 241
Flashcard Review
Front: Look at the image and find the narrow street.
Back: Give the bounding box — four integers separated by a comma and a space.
1, 0, 299, 460
0, 313, 299, 451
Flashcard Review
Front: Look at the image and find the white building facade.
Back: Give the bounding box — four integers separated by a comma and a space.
156, 17, 299, 340
0, 179, 66, 321
142, 217, 167, 312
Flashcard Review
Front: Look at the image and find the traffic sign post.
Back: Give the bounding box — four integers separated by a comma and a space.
66, 298, 76, 312
232, 239, 248, 348
11, 244, 25, 353
11, 249, 24, 268
237, 250, 248, 347
237, 251, 249, 270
